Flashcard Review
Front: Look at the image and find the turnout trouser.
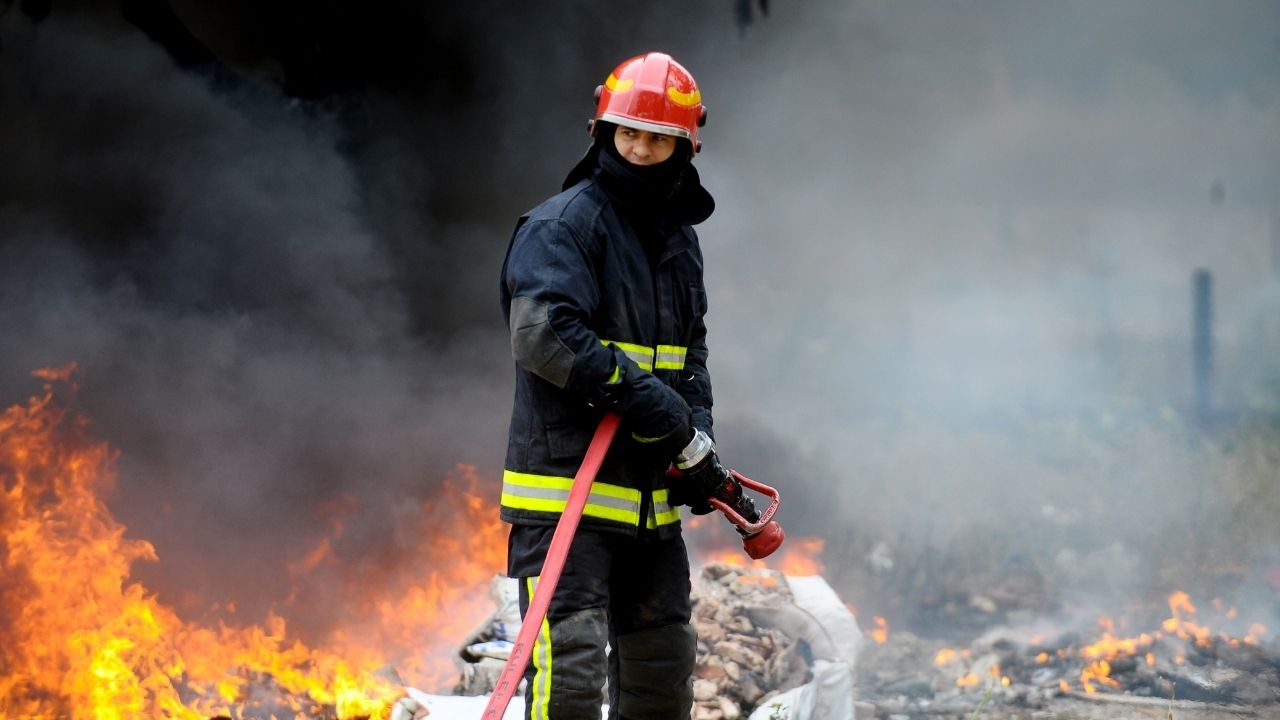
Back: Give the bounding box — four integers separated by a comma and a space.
508, 525, 695, 720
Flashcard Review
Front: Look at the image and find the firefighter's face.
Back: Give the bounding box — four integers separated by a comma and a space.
613, 125, 677, 166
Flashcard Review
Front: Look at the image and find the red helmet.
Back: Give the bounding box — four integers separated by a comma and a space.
591, 52, 708, 154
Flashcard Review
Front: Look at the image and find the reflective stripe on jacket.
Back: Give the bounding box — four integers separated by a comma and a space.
499, 162, 714, 538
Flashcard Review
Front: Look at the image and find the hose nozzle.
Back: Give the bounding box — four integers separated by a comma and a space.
708, 470, 784, 559
742, 520, 785, 559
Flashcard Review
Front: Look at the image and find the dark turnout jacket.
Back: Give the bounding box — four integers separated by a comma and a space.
499, 147, 716, 539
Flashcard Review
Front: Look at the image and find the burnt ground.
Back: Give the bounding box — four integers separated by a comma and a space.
854, 629, 1280, 720
951, 697, 1276, 720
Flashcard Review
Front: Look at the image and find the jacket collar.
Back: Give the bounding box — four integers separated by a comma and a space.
562, 145, 715, 230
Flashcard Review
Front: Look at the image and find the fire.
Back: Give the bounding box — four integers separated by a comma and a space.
1079, 659, 1119, 694
697, 536, 825, 576
0, 369, 507, 718
778, 537, 825, 575
328, 464, 509, 688
1162, 590, 1213, 646
933, 648, 958, 666
868, 616, 889, 644
1044, 590, 1270, 696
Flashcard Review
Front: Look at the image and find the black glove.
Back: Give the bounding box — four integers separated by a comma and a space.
666, 468, 715, 515
672, 428, 731, 514
597, 344, 691, 452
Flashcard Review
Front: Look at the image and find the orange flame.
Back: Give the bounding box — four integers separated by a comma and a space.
778, 537, 825, 576
696, 535, 825, 577
0, 371, 507, 718
1043, 589, 1269, 695
1079, 659, 1120, 693
868, 616, 889, 644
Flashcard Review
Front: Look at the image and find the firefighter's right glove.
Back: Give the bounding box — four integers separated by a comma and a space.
674, 428, 731, 511
599, 344, 692, 452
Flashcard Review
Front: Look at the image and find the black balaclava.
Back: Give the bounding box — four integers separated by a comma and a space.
560, 121, 715, 228
593, 121, 693, 227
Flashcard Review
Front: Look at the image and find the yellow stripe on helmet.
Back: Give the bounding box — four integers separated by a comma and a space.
605, 73, 634, 93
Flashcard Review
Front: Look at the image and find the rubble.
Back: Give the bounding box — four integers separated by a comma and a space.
690, 563, 810, 718
856, 624, 1280, 719
451, 563, 864, 719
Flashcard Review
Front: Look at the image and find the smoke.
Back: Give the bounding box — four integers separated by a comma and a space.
2, 0, 1278, 649
0, 9, 516, 634
691, 0, 1280, 629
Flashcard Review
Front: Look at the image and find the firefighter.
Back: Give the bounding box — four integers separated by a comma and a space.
499, 51, 734, 719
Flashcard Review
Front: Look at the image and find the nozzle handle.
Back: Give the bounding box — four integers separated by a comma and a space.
707, 470, 780, 534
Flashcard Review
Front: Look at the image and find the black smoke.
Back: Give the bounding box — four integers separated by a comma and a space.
2, 0, 1278, 654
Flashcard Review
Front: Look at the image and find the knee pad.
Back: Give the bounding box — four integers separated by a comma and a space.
614, 623, 696, 720
525, 608, 609, 720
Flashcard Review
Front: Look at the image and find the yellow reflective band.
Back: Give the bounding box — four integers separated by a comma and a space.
500, 493, 569, 514
585, 504, 641, 524
648, 489, 681, 528
527, 577, 552, 720
504, 471, 573, 491
655, 344, 688, 371
502, 470, 643, 526
498, 494, 640, 525
587, 481, 643, 501
600, 339, 655, 371
631, 432, 670, 444
656, 507, 681, 525
602, 340, 689, 372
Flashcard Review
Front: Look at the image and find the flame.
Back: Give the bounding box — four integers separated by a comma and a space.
1079, 659, 1120, 693
696, 535, 825, 576
778, 537, 825, 576
332, 464, 509, 688
933, 648, 958, 666
868, 616, 889, 644
1032, 590, 1270, 695
0, 370, 507, 718
1162, 591, 1215, 647
955, 673, 980, 688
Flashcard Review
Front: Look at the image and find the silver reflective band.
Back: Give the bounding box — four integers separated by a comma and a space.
675, 428, 714, 470
598, 112, 692, 141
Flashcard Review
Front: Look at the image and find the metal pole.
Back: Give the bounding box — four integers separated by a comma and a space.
1192, 269, 1213, 426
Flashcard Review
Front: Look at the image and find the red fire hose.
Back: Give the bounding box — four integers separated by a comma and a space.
481, 412, 621, 720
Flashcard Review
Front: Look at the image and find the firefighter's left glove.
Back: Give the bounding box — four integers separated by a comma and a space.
673, 428, 731, 512
599, 344, 692, 453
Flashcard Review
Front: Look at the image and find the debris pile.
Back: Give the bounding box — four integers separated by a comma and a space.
690, 563, 812, 719
451, 564, 863, 719
857, 601, 1280, 718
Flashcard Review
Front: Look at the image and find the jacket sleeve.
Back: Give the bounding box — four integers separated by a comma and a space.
681, 257, 715, 441
502, 217, 617, 396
